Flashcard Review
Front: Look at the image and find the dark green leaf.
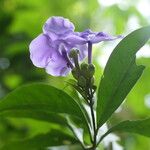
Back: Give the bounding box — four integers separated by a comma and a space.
97, 26, 150, 127
0, 83, 87, 126
1, 129, 77, 150
0, 110, 67, 126
99, 118, 150, 143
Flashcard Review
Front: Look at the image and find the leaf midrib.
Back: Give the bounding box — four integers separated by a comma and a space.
98, 56, 136, 126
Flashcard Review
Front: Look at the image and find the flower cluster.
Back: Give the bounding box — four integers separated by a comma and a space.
29, 16, 121, 76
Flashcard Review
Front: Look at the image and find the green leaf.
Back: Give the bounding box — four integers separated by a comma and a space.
99, 118, 150, 143
0, 83, 87, 127
0, 110, 68, 126
97, 26, 150, 127
1, 129, 77, 150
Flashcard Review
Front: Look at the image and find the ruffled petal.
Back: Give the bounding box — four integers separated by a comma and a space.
79, 29, 122, 44
43, 16, 75, 40
29, 34, 53, 68
91, 32, 122, 43
45, 52, 70, 76
78, 29, 95, 41
64, 34, 86, 44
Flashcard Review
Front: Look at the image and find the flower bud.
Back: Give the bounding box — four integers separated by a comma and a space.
78, 76, 86, 87
81, 63, 88, 70
87, 64, 95, 77
71, 68, 79, 79
80, 63, 88, 77
69, 49, 80, 70
91, 77, 95, 85
69, 49, 79, 58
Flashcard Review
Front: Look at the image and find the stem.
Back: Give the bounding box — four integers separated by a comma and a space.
85, 61, 97, 149
87, 81, 97, 150
96, 128, 110, 147
72, 42, 98, 149
89, 102, 97, 150
88, 42, 92, 64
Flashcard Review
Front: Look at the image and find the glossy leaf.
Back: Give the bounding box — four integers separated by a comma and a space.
0, 110, 68, 126
0, 83, 87, 126
97, 26, 150, 127
99, 118, 150, 143
1, 129, 77, 150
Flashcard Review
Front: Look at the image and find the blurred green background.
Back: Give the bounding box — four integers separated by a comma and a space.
0, 0, 150, 149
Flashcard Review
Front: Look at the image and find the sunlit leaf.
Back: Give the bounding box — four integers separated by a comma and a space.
99, 118, 150, 143
97, 26, 150, 127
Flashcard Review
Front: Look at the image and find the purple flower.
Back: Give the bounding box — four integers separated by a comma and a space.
30, 16, 87, 76
29, 16, 122, 76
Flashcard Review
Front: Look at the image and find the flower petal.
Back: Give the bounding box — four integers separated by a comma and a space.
79, 29, 122, 44
43, 16, 75, 40
29, 34, 53, 68
91, 32, 122, 43
64, 34, 87, 45
78, 29, 95, 41
45, 52, 70, 76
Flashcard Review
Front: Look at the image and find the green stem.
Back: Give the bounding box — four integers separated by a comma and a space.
89, 103, 97, 150
87, 81, 97, 150
80, 82, 97, 150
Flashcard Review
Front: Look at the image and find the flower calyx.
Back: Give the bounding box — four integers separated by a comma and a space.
71, 60, 96, 104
